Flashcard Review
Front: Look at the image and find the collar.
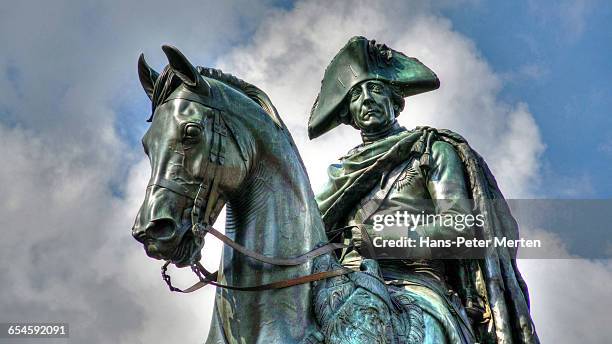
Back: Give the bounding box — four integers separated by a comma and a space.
360, 121, 404, 144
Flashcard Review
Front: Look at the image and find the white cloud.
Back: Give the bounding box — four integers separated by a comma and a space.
0, 1, 273, 343
518, 257, 612, 343
218, 0, 544, 197
0, 0, 609, 343
218, 1, 610, 343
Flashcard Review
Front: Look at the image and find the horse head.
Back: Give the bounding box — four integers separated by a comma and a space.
131, 46, 250, 267
131, 45, 354, 343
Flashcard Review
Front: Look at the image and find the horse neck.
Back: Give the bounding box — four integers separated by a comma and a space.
212, 129, 327, 343
225, 137, 328, 261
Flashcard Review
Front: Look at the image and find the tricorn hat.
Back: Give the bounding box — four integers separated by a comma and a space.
308, 36, 440, 139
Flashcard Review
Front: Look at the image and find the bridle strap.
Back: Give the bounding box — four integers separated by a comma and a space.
187, 267, 353, 293
200, 110, 226, 227
148, 178, 198, 199
188, 109, 224, 259
164, 261, 354, 293
206, 226, 348, 266
162, 225, 355, 293
158, 108, 355, 293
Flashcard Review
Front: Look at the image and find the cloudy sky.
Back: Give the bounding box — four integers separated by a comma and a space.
1, 0, 611, 343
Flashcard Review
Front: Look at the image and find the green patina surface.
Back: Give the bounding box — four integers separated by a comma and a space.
131, 37, 539, 344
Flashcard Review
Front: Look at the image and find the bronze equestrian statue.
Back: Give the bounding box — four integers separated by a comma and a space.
130, 38, 538, 344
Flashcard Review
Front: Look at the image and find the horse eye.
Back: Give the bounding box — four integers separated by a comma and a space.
184, 124, 201, 140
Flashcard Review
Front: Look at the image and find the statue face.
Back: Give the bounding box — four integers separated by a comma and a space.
348, 80, 395, 133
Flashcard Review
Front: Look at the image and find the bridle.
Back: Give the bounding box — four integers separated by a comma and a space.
148, 92, 354, 294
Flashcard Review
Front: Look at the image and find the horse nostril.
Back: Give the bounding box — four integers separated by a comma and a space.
145, 219, 176, 240
132, 227, 147, 243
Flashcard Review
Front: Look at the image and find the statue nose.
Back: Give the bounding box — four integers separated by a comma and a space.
362, 86, 374, 101
362, 94, 375, 107
145, 218, 177, 240
132, 225, 147, 243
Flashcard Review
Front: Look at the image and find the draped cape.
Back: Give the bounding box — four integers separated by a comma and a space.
316, 127, 539, 344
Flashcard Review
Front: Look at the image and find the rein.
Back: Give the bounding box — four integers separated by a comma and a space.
151, 104, 353, 293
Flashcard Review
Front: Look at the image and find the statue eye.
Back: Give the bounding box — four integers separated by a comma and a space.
350, 88, 361, 101
184, 124, 201, 142
370, 84, 382, 93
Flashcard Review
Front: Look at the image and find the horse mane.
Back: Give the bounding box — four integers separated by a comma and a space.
149, 65, 283, 129
198, 67, 308, 175
197, 67, 284, 128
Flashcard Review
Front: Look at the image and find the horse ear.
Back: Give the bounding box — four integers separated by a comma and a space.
138, 54, 159, 100
162, 45, 210, 96
162, 45, 198, 86
162, 45, 210, 95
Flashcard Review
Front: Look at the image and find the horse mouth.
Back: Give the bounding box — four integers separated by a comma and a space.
169, 233, 200, 267
144, 229, 199, 267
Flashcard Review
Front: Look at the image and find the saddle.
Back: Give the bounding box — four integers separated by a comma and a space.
306, 254, 425, 344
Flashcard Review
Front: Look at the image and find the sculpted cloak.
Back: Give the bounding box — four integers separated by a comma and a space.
315, 126, 539, 343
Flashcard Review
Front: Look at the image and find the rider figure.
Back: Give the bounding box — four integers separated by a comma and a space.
309, 36, 536, 343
